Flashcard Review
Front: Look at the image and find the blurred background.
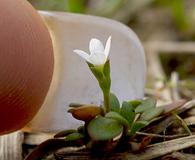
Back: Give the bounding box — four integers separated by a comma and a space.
28, 0, 195, 40
29, 0, 195, 100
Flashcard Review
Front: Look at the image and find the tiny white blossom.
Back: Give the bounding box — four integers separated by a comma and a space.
74, 36, 111, 66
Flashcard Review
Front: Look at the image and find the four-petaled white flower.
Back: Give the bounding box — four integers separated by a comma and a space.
74, 36, 111, 66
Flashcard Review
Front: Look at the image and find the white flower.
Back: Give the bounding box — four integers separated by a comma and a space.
74, 36, 111, 66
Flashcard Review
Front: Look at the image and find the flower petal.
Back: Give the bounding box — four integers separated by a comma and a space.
104, 36, 111, 58
74, 49, 90, 62
89, 38, 104, 55
88, 52, 106, 66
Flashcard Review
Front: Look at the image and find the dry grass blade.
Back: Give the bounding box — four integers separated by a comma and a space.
178, 99, 195, 114
136, 132, 187, 139
162, 152, 195, 160
184, 116, 195, 126
144, 99, 195, 134
125, 135, 195, 160
54, 135, 195, 160
144, 115, 175, 134
159, 99, 187, 114
24, 138, 84, 160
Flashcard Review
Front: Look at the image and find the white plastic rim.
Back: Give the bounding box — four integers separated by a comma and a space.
26, 11, 146, 133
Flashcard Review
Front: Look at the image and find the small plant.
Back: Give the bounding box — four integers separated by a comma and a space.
25, 36, 164, 160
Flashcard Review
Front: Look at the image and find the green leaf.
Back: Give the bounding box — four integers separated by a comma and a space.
87, 62, 94, 68
103, 60, 110, 77
77, 125, 85, 134
88, 116, 123, 141
120, 101, 135, 127
129, 121, 149, 136
65, 132, 84, 141
109, 93, 120, 112
105, 111, 129, 127
128, 100, 142, 109
139, 107, 164, 121
54, 129, 77, 138
87, 62, 111, 92
89, 67, 103, 80
135, 98, 156, 113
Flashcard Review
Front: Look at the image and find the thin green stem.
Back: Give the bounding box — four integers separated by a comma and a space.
103, 90, 110, 113
173, 112, 192, 136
